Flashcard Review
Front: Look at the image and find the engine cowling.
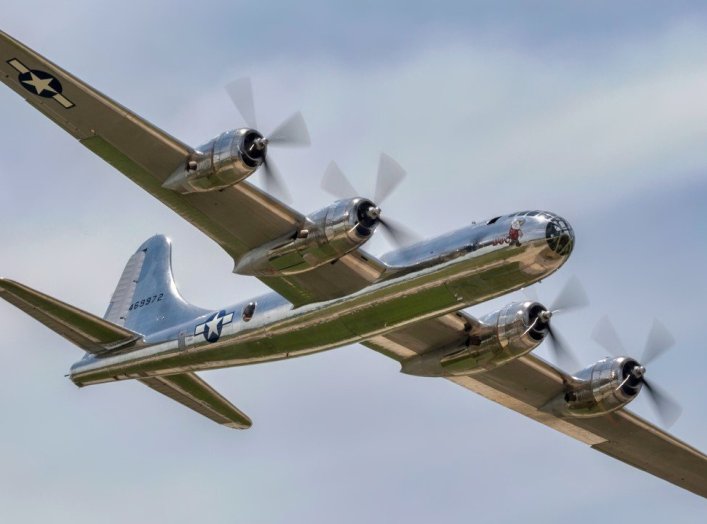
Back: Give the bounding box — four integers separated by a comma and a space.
234, 198, 380, 276
401, 301, 549, 376
544, 357, 643, 418
162, 129, 266, 194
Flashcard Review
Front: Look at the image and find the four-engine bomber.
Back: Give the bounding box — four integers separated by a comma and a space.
1, 28, 704, 500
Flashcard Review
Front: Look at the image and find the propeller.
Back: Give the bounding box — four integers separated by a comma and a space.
529, 276, 589, 370
591, 316, 681, 427
545, 324, 581, 372
225, 78, 311, 202
550, 275, 590, 314
320, 154, 420, 248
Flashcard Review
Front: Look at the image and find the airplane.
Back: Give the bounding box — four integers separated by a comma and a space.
0, 30, 705, 499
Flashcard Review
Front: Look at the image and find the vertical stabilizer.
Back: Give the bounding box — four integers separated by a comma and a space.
104, 235, 207, 335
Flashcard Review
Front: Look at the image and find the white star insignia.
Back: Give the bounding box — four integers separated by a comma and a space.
21, 72, 57, 96
194, 311, 234, 341
205, 315, 223, 335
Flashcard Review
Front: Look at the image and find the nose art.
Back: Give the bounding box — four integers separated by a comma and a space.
545, 215, 574, 256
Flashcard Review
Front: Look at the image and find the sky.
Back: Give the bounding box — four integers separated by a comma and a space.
1, 1, 707, 522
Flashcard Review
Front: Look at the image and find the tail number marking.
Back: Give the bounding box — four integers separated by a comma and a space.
128, 293, 164, 311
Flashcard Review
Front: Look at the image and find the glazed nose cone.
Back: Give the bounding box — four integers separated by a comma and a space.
545, 214, 574, 256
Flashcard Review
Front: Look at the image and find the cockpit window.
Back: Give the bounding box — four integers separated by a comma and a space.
486, 216, 501, 225
242, 302, 256, 322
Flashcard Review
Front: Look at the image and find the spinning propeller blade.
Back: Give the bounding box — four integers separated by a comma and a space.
226, 78, 258, 129
592, 315, 681, 427
320, 154, 420, 248
591, 315, 625, 356
550, 275, 590, 313
641, 378, 682, 428
536, 277, 589, 369
638, 318, 680, 426
642, 319, 676, 365
321, 161, 359, 200
378, 216, 420, 248
268, 111, 311, 147
261, 157, 292, 203
225, 77, 311, 202
375, 153, 407, 204
546, 324, 581, 371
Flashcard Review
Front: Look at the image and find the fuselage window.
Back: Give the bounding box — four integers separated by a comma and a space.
486, 216, 501, 225
242, 302, 256, 322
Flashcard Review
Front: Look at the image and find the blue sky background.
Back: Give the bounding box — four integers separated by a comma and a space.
1, 1, 706, 522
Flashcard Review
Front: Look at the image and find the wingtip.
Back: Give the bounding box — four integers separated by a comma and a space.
224, 420, 252, 430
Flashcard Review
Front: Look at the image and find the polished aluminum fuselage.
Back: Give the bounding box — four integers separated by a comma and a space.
71, 211, 574, 386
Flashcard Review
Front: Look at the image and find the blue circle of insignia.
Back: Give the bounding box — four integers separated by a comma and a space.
18, 69, 63, 98
203, 310, 227, 343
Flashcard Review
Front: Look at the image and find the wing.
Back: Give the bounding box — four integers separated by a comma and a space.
0, 30, 387, 305
0, 278, 141, 354
139, 373, 252, 429
0, 31, 305, 277
364, 312, 707, 499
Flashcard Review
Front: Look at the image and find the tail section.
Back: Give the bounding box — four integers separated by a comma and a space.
104, 235, 207, 335
1, 235, 252, 428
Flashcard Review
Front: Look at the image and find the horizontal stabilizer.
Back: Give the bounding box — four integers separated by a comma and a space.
0, 278, 141, 354
139, 373, 252, 429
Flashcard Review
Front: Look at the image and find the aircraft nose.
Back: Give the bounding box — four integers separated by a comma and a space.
544, 214, 574, 256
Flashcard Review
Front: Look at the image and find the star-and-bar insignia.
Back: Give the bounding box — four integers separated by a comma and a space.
194, 310, 234, 343
7, 59, 74, 109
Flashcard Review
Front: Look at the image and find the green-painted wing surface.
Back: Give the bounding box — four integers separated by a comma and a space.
139, 373, 252, 429
0, 278, 141, 354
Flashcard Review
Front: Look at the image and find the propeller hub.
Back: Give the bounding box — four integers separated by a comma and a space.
526, 304, 552, 343
620, 359, 646, 394
357, 201, 381, 229
240, 131, 268, 165
366, 206, 382, 220
538, 309, 553, 323
631, 364, 646, 379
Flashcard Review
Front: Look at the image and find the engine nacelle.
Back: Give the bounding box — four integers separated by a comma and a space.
234, 198, 379, 276
401, 301, 549, 377
543, 357, 643, 418
162, 129, 265, 194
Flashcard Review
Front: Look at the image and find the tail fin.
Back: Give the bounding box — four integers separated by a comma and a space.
105, 235, 207, 335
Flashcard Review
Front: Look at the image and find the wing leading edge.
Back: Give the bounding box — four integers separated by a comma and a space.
365, 315, 707, 499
